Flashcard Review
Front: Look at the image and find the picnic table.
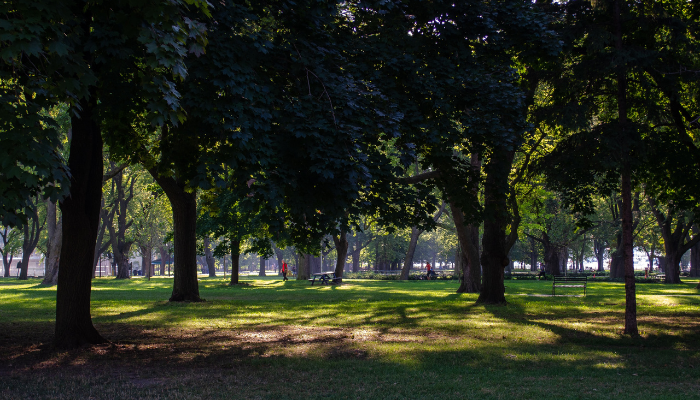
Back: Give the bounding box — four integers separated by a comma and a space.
309, 272, 342, 286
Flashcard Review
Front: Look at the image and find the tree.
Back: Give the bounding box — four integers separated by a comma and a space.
646, 196, 700, 283
17, 196, 44, 280
400, 201, 446, 280
1, 0, 209, 347
132, 176, 171, 281
351, 0, 559, 303
540, 0, 700, 334
0, 226, 21, 277
106, 166, 136, 279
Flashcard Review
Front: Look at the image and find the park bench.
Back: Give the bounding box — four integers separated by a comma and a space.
309, 273, 342, 286
552, 276, 587, 296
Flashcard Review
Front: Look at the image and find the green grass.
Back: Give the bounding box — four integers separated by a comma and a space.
1, 276, 699, 399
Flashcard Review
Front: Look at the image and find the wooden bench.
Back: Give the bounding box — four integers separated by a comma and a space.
552, 276, 587, 296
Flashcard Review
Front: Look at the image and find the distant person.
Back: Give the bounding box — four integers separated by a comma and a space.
282, 262, 288, 281
292, 266, 296, 276
426, 262, 432, 280
538, 265, 546, 280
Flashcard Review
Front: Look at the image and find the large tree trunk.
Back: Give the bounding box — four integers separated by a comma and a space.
664, 247, 682, 284
477, 147, 512, 305
54, 98, 106, 348
451, 202, 481, 293
204, 236, 216, 277
333, 231, 349, 281
612, 0, 638, 335
149, 171, 201, 301
259, 256, 267, 277
229, 239, 240, 285
593, 239, 606, 272
296, 253, 310, 280
351, 248, 360, 272
621, 168, 638, 335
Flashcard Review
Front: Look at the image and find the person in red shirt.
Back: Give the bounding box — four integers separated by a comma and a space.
282, 262, 288, 281
426, 262, 432, 280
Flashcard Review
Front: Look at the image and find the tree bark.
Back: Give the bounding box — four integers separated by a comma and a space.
274, 247, 284, 275
621, 167, 638, 335
204, 236, 216, 277
529, 237, 538, 271
92, 201, 114, 278
159, 246, 169, 276
259, 256, 267, 277
54, 97, 107, 348
18, 197, 42, 280
149, 171, 201, 301
296, 253, 310, 280
609, 232, 625, 279
108, 169, 135, 280
477, 147, 512, 304
400, 202, 446, 280
141, 246, 152, 281
333, 231, 349, 282
593, 239, 606, 272
42, 219, 62, 286
451, 201, 481, 293
646, 197, 700, 284
690, 241, 700, 278
400, 227, 422, 280
45, 200, 56, 275
229, 239, 240, 285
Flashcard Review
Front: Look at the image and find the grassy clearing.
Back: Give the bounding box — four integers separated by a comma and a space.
1, 276, 699, 399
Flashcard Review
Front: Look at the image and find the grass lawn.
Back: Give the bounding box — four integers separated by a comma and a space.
1, 276, 699, 399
